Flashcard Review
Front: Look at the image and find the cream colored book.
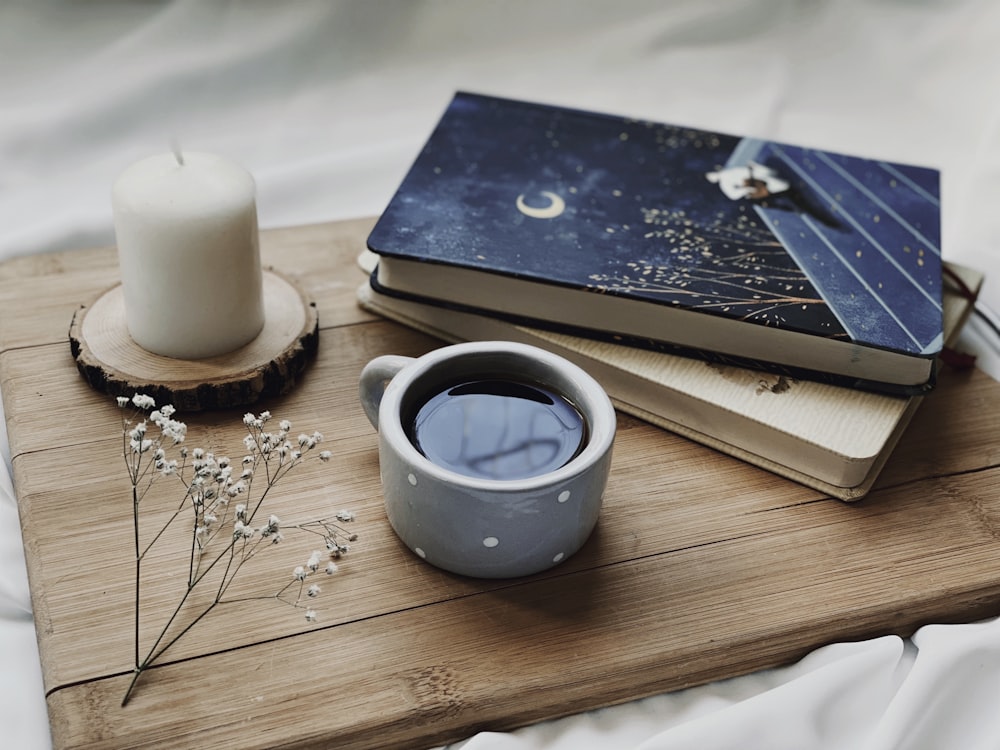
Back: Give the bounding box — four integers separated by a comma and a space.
357, 254, 981, 501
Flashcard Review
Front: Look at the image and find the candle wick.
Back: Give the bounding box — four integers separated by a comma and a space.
170, 139, 185, 166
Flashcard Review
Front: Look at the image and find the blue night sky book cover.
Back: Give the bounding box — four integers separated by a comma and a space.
368, 92, 943, 372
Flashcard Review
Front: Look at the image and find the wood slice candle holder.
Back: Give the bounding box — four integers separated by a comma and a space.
69, 267, 318, 411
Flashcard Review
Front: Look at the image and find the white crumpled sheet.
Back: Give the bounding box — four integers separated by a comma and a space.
2, 2, 999, 748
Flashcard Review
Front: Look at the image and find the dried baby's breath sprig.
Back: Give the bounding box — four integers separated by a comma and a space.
117, 394, 358, 706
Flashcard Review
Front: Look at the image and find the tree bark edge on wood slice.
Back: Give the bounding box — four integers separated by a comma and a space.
68, 267, 319, 411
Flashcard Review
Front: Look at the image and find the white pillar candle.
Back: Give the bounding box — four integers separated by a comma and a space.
112, 151, 266, 359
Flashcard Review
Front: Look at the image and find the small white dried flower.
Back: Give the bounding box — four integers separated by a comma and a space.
131, 438, 153, 454
306, 550, 322, 572
132, 394, 155, 410
335, 510, 355, 522
165, 421, 185, 444
114, 393, 352, 702
328, 543, 349, 558
260, 515, 279, 538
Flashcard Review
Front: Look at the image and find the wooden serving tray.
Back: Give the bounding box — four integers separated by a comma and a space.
1, 217, 999, 750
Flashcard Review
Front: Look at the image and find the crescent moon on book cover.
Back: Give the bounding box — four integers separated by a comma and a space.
516, 190, 566, 219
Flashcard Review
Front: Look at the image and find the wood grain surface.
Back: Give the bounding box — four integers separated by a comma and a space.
1, 217, 998, 750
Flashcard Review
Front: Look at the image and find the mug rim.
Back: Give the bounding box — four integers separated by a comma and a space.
379, 341, 615, 491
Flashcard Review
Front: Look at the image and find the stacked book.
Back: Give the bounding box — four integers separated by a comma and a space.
357, 92, 982, 500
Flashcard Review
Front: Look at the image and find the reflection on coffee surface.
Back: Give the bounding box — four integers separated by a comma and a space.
408, 379, 587, 480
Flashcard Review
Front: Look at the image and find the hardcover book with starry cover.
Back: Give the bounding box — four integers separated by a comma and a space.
367, 92, 944, 394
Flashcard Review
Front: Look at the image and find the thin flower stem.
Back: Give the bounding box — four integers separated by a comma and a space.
220, 592, 298, 607
122, 669, 142, 708
189, 536, 239, 588
118, 400, 348, 706
216, 535, 266, 601
215, 540, 240, 602
132, 484, 141, 671
245, 485, 272, 524
187, 504, 199, 588
122, 594, 222, 706
139, 501, 188, 562
121, 432, 135, 483
137, 530, 238, 671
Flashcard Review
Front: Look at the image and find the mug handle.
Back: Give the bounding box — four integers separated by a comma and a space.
359, 355, 414, 429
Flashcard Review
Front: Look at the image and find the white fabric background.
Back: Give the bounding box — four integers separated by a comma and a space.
1, 2, 999, 748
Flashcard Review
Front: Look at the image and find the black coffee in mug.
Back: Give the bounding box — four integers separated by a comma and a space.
406, 379, 587, 481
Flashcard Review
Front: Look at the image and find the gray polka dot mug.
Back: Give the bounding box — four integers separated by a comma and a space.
359, 341, 616, 578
